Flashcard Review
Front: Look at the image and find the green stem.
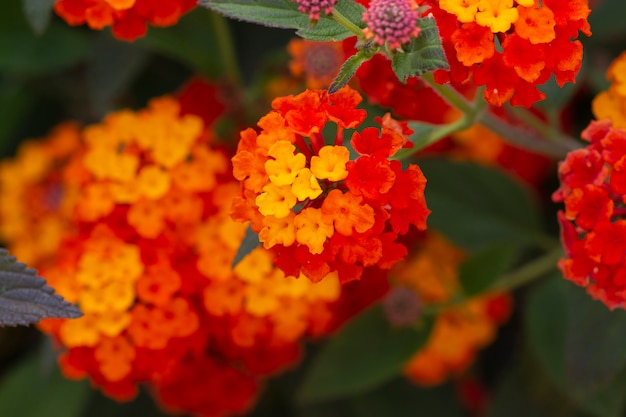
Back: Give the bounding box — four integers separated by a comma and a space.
420, 73, 582, 159
421, 72, 474, 115
331, 9, 364, 39
209, 10, 242, 86
489, 246, 563, 292
422, 246, 563, 316
479, 111, 579, 158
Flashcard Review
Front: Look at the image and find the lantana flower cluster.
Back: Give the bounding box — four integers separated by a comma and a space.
592, 51, 626, 129
53, 0, 196, 40
388, 233, 511, 385
553, 119, 626, 310
431, 0, 591, 107
0, 122, 82, 266
231, 86, 430, 285
1, 89, 364, 417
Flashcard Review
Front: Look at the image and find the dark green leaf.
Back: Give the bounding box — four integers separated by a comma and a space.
87, 33, 150, 118
351, 379, 464, 417
198, 0, 363, 42
296, 306, 433, 404
587, 0, 626, 43
22, 0, 56, 35
0, 2, 90, 74
298, 0, 365, 41
487, 369, 551, 417
526, 274, 626, 408
329, 51, 370, 94
232, 225, 261, 268
417, 157, 543, 251
0, 82, 34, 155
0, 348, 92, 417
0, 249, 82, 327
391, 17, 448, 82
458, 244, 517, 297
136, 8, 228, 78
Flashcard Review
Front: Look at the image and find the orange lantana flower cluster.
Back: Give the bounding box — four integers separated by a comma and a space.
390, 233, 512, 385
0, 122, 82, 266
54, 0, 196, 40
2, 89, 356, 417
232, 86, 431, 285
592, 51, 626, 129
431, 0, 591, 106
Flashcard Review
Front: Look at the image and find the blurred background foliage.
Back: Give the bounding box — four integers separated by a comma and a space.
2, 0, 626, 416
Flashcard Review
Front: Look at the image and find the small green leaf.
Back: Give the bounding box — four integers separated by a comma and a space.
391, 17, 448, 82
458, 244, 518, 297
232, 225, 261, 268
0, 347, 92, 417
22, 0, 56, 35
329, 51, 370, 94
526, 274, 626, 406
417, 157, 543, 251
198, 0, 363, 42
296, 306, 433, 404
0, 249, 82, 327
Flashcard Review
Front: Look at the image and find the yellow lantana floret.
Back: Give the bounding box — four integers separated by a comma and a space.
294, 207, 334, 254
310, 145, 350, 181
439, 0, 480, 23
256, 183, 297, 218
265, 140, 306, 186
476, 0, 519, 33
292, 168, 323, 200
137, 165, 171, 199
259, 212, 297, 249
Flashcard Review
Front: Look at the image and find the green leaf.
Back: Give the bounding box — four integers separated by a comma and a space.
525, 274, 626, 409
329, 51, 370, 94
22, 0, 56, 35
417, 157, 542, 251
296, 306, 433, 404
198, 0, 363, 42
232, 225, 261, 268
0, 2, 89, 74
87, 32, 151, 118
0, 82, 34, 156
391, 17, 448, 82
586, 0, 626, 43
351, 379, 464, 417
0, 249, 82, 327
458, 244, 517, 297
298, 0, 365, 41
0, 348, 92, 417
136, 8, 228, 78
486, 369, 551, 417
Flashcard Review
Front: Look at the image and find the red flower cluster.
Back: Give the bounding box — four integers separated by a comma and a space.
54, 0, 196, 40
232, 86, 431, 285
0, 80, 381, 417
430, 0, 591, 107
553, 119, 626, 309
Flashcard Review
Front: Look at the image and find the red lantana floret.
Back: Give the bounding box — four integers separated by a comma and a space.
553, 119, 626, 309
232, 86, 430, 285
